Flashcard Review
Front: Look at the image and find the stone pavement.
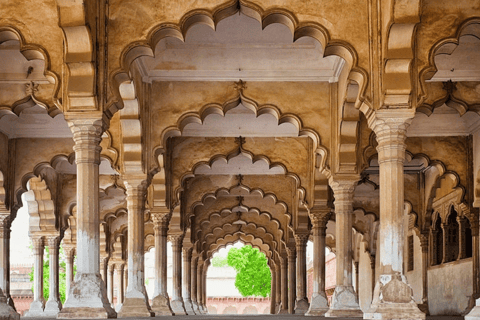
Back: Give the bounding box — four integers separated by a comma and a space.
21, 316, 464, 320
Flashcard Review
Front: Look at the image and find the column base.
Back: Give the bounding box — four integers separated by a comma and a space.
417, 302, 429, 316
114, 304, 122, 313
118, 297, 153, 318
43, 299, 62, 317
364, 274, 425, 320
57, 273, 116, 319
0, 298, 20, 320
24, 300, 45, 317
151, 294, 173, 316
306, 293, 329, 316
191, 300, 200, 314
278, 309, 289, 314
170, 299, 186, 315
465, 297, 480, 320
183, 298, 195, 315
295, 298, 310, 314
325, 285, 363, 318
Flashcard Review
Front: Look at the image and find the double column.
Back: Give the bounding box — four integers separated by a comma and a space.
364, 109, 425, 320
286, 245, 296, 314
169, 234, 186, 315
326, 177, 363, 317
114, 263, 125, 311
151, 212, 173, 315
295, 233, 310, 314
118, 178, 153, 318
59, 118, 115, 319
64, 246, 75, 301
306, 209, 330, 316
25, 238, 45, 317
44, 236, 62, 316
278, 255, 288, 314
182, 247, 195, 314
190, 256, 199, 313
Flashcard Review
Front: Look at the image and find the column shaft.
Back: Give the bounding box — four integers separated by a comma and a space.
114, 264, 124, 311
196, 263, 203, 314
107, 264, 114, 305
44, 237, 62, 316
287, 247, 296, 314
270, 268, 276, 314
306, 210, 330, 315
25, 238, 45, 316
169, 234, 186, 315
364, 110, 424, 320
326, 178, 362, 317
418, 235, 429, 315
59, 119, 115, 319
64, 247, 75, 301
0, 214, 17, 320
279, 257, 288, 314
295, 234, 309, 314
191, 256, 199, 312
275, 264, 281, 313
182, 247, 195, 314
151, 212, 172, 315
119, 179, 152, 318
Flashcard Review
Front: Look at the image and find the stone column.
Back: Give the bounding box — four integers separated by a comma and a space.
354, 261, 359, 299
418, 234, 429, 315
182, 247, 195, 314
275, 263, 281, 313
201, 260, 209, 313
107, 264, 114, 305
191, 256, 199, 313
270, 267, 276, 314
25, 237, 45, 316
196, 261, 204, 314
295, 233, 309, 314
369, 254, 376, 294
286, 246, 296, 314
119, 178, 153, 318
326, 177, 362, 317
458, 217, 467, 260
364, 110, 425, 320
169, 234, 186, 315
114, 263, 124, 312
44, 236, 62, 316
467, 215, 480, 320
306, 209, 330, 316
59, 118, 115, 319
64, 247, 75, 301
123, 266, 128, 300
150, 212, 173, 315
0, 214, 17, 320
279, 256, 288, 314
100, 256, 108, 284
441, 223, 448, 263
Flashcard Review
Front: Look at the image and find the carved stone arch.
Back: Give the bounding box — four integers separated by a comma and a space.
56, 0, 96, 112
24, 176, 57, 235
419, 18, 480, 104
204, 232, 274, 262
0, 26, 60, 116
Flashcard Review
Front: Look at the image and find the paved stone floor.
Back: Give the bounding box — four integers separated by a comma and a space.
23, 316, 465, 320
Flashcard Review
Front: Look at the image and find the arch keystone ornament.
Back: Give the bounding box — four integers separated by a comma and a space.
363, 109, 425, 320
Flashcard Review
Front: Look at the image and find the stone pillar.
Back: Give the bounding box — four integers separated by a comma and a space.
0, 214, 17, 320
182, 247, 195, 314
458, 217, 467, 260
275, 263, 281, 313
169, 234, 186, 315
370, 254, 376, 294
59, 118, 115, 319
150, 212, 173, 315
64, 247, 75, 301
44, 236, 62, 316
306, 210, 330, 316
364, 110, 425, 320
123, 267, 127, 301
196, 262, 204, 314
279, 256, 288, 314
107, 264, 114, 305
119, 178, 153, 318
354, 261, 359, 299
191, 256, 199, 313
25, 237, 45, 317
326, 178, 362, 317
270, 267, 276, 314
418, 234, 429, 315
286, 246, 296, 314
295, 233, 309, 314
202, 260, 209, 313
114, 264, 124, 312
441, 223, 448, 263
100, 256, 108, 284
465, 213, 480, 320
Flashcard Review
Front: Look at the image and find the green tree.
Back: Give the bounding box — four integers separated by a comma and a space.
211, 255, 228, 267
29, 246, 75, 303
227, 245, 271, 297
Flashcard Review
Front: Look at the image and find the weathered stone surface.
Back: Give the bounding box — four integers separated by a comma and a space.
151, 295, 173, 316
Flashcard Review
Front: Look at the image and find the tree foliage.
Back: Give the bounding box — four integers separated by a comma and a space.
29, 246, 75, 303
211, 255, 228, 267
226, 245, 271, 297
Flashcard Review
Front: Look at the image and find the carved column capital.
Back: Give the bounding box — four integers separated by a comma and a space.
309, 209, 331, 229
419, 233, 429, 253
294, 233, 309, 247
183, 247, 193, 260
152, 211, 171, 235
329, 176, 359, 214
286, 246, 296, 260
31, 237, 44, 255
367, 109, 415, 164
67, 118, 104, 165
108, 263, 115, 272
114, 263, 125, 272
46, 236, 60, 249
168, 234, 184, 248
